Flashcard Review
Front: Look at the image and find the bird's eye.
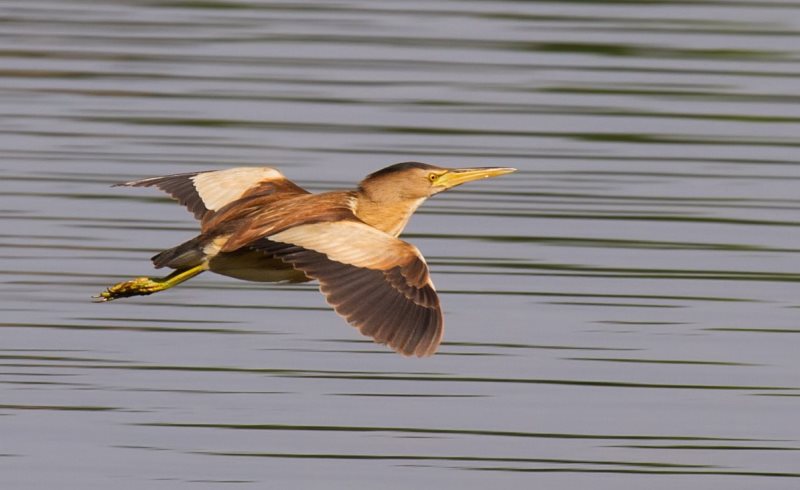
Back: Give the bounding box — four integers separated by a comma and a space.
428, 173, 437, 182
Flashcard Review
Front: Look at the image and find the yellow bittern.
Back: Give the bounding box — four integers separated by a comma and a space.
96, 162, 516, 356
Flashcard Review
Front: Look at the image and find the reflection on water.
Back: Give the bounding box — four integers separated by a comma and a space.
2, 0, 800, 488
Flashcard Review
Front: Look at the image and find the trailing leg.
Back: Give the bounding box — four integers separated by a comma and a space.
94, 263, 207, 302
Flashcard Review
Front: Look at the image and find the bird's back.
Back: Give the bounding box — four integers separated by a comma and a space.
211, 190, 358, 253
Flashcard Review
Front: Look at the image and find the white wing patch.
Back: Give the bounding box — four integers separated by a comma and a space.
268, 221, 421, 271
192, 167, 285, 211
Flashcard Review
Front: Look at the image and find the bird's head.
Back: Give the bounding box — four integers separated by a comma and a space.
358, 162, 516, 201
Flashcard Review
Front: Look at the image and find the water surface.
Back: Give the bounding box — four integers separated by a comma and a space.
2, 1, 800, 488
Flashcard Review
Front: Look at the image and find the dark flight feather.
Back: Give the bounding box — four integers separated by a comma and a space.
251, 239, 443, 357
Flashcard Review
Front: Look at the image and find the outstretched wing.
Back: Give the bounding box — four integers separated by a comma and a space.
250, 221, 443, 357
115, 167, 309, 220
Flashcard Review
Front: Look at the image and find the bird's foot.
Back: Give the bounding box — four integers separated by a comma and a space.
93, 277, 166, 302
93, 265, 207, 302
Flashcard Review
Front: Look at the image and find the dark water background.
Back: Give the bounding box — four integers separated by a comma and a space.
2, 1, 800, 488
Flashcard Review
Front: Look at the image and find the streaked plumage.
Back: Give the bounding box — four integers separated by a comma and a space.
97, 162, 516, 357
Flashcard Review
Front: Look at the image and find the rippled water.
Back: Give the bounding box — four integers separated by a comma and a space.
2, 1, 800, 488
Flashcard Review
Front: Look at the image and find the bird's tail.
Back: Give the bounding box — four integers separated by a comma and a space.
151, 235, 208, 269
94, 263, 207, 302
95, 235, 215, 302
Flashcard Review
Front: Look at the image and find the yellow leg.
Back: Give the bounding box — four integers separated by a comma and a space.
94, 263, 207, 302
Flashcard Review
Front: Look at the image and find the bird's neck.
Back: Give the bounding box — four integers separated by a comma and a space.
353, 191, 426, 237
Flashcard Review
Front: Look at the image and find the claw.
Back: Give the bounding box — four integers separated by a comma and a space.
93, 265, 207, 303
94, 277, 163, 302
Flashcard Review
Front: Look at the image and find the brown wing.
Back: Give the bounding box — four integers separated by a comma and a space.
214, 192, 357, 250
251, 221, 443, 357
115, 167, 309, 220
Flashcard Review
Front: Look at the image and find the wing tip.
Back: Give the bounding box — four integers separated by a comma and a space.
111, 177, 159, 188
386, 307, 444, 358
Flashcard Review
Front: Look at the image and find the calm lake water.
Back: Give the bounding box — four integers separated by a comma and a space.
2, 1, 800, 488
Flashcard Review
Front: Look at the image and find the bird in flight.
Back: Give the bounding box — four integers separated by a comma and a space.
96, 162, 516, 356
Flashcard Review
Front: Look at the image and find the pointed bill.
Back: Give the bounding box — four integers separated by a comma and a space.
435, 167, 517, 189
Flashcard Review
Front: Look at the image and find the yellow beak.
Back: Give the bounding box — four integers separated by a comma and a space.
435, 167, 517, 189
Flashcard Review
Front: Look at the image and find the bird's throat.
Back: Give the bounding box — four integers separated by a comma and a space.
353, 194, 426, 237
